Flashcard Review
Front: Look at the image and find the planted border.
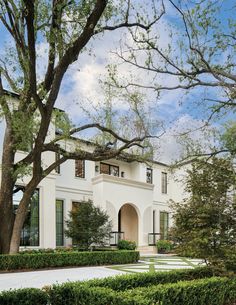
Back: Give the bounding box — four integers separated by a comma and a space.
0, 288, 48, 305
0, 250, 139, 271
49, 276, 236, 305
48, 267, 215, 304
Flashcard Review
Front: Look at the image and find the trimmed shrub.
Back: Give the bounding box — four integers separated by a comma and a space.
49, 277, 236, 305
0, 250, 139, 271
0, 288, 48, 305
124, 277, 236, 305
156, 239, 173, 253
117, 239, 136, 250
84, 266, 214, 291
49, 267, 215, 305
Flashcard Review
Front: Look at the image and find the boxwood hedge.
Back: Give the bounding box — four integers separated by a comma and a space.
49, 276, 236, 305
0, 250, 139, 271
0, 288, 48, 305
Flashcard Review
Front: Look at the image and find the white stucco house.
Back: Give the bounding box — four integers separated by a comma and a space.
0, 94, 185, 252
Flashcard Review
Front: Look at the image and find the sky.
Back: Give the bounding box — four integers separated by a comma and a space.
0, 0, 235, 164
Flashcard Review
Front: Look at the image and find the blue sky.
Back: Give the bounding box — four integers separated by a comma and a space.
0, 0, 235, 162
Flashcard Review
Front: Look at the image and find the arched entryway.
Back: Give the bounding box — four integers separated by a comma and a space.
118, 204, 139, 244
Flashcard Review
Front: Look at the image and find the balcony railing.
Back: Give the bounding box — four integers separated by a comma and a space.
109, 231, 124, 246
148, 233, 161, 246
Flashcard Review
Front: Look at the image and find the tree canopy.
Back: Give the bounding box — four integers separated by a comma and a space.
171, 157, 236, 269
0, 0, 164, 254
108, 0, 236, 159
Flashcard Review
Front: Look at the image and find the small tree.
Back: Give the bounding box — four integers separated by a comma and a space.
171, 158, 236, 268
65, 200, 112, 250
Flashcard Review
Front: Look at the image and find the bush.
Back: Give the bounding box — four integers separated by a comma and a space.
156, 239, 173, 253
117, 239, 136, 250
49, 276, 236, 305
19, 248, 76, 255
49, 266, 215, 305
84, 266, 214, 291
65, 200, 112, 250
0, 288, 48, 305
122, 277, 236, 305
0, 250, 139, 271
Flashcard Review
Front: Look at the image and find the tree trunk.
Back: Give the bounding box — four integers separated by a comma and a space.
9, 189, 34, 254
0, 123, 15, 254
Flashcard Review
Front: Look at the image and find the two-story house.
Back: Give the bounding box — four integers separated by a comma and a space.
1, 93, 185, 252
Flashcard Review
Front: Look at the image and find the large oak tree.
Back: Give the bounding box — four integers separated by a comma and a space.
0, 0, 164, 254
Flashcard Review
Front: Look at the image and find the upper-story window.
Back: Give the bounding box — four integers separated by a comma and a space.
100, 162, 119, 177
161, 172, 167, 194
75, 160, 85, 178
146, 168, 153, 184
55, 152, 60, 174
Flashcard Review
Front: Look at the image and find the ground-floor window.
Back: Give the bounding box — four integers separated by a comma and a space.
160, 211, 169, 240
56, 199, 64, 247
13, 187, 40, 246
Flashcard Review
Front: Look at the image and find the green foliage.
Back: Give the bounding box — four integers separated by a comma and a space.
48, 270, 234, 305
117, 239, 137, 250
84, 267, 214, 291
0, 250, 139, 271
65, 200, 112, 250
156, 240, 173, 253
0, 288, 48, 305
122, 277, 236, 305
221, 121, 236, 156
171, 158, 236, 268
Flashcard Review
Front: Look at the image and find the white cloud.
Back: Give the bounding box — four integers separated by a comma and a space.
157, 115, 218, 164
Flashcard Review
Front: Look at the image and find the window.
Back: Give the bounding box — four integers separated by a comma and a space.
56, 200, 64, 247
161, 172, 167, 194
146, 168, 153, 184
75, 160, 85, 178
160, 211, 169, 240
55, 153, 60, 174
13, 187, 39, 246
100, 162, 119, 177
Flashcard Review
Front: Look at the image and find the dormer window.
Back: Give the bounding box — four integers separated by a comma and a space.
146, 168, 153, 184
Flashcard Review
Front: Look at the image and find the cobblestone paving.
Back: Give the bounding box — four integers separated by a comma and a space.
109, 255, 205, 273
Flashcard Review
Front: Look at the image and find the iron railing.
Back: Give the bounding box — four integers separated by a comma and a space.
148, 233, 161, 246
109, 231, 124, 246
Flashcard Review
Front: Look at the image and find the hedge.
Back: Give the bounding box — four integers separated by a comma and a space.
0, 288, 48, 305
84, 266, 214, 291
1, 267, 236, 305
48, 267, 215, 304
0, 250, 139, 271
49, 277, 236, 305
125, 277, 236, 305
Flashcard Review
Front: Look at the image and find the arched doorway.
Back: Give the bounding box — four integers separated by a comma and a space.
118, 204, 138, 244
